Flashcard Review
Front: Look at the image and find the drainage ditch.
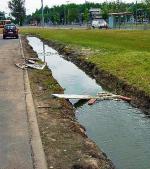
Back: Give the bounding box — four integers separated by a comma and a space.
27, 37, 150, 169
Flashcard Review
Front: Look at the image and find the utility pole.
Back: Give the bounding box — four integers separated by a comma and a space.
63, 5, 66, 25
41, 0, 44, 27
85, 0, 89, 27
136, 0, 137, 25
117, 0, 120, 12
66, 0, 70, 24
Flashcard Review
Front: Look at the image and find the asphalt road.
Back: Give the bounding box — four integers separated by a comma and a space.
0, 36, 33, 169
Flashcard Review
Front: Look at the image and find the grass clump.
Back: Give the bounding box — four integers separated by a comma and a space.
21, 28, 150, 94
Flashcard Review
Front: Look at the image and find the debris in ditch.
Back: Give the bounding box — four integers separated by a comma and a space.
15, 63, 27, 69
27, 57, 40, 61
117, 95, 132, 102
52, 93, 131, 106
15, 58, 46, 70
26, 59, 36, 64
26, 58, 46, 70
52, 94, 99, 100
97, 92, 131, 102
15, 62, 46, 70
88, 98, 97, 105
25, 63, 46, 70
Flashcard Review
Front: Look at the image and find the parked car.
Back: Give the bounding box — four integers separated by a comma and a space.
92, 19, 108, 29
3, 24, 19, 39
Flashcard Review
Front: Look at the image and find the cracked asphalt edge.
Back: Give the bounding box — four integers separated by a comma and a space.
19, 35, 48, 169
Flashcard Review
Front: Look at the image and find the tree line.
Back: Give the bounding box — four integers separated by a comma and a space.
0, 0, 150, 25
0, 0, 26, 26
26, 1, 150, 25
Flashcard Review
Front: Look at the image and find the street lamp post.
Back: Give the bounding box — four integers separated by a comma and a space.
41, 0, 44, 27
136, 0, 138, 25
66, 0, 70, 25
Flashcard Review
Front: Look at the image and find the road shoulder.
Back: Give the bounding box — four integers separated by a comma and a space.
20, 37, 48, 169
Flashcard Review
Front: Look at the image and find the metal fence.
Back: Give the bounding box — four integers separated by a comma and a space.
113, 23, 150, 30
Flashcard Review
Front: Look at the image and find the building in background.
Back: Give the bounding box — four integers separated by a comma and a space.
89, 8, 102, 21
108, 12, 134, 29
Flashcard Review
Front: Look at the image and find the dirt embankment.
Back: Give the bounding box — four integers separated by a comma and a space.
41, 39, 150, 114
22, 36, 115, 169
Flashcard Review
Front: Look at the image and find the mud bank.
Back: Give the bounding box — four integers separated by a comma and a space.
22, 36, 115, 169
40, 39, 150, 114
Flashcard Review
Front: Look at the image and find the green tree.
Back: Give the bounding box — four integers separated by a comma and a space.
8, 0, 26, 25
83, 8, 89, 23
26, 2, 140, 25
145, 0, 150, 5
68, 7, 79, 23
145, 0, 150, 21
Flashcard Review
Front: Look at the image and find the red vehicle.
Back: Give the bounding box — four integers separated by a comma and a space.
3, 24, 19, 39
0, 20, 11, 28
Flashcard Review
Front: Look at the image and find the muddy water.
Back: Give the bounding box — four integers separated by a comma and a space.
27, 37, 150, 169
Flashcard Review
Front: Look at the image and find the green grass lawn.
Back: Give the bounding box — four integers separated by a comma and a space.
21, 28, 150, 95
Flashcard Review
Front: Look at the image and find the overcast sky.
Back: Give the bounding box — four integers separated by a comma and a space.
1, 0, 137, 15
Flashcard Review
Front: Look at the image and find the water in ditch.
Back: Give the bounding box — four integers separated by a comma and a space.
27, 37, 150, 169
